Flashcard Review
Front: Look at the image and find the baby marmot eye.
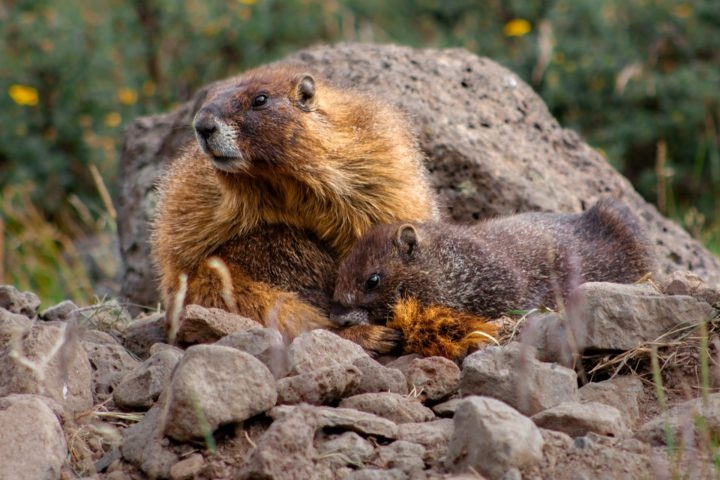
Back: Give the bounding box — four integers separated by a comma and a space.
252, 94, 268, 108
365, 273, 381, 291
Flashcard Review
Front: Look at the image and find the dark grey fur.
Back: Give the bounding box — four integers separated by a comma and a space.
331, 198, 656, 326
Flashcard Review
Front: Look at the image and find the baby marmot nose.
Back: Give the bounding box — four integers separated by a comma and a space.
193, 110, 219, 142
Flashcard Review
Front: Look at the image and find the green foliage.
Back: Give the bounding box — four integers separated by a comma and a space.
0, 0, 718, 303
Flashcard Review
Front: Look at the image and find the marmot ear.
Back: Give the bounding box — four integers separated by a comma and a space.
296, 74, 316, 111
395, 224, 418, 257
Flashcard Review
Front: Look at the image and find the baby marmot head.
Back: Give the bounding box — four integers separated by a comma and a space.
191, 64, 320, 174
332, 223, 425, 326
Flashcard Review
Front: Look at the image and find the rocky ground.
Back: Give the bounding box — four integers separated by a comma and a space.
1, 270, 719, 479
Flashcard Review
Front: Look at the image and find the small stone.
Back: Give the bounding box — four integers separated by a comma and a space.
637, 393, 720, 446
573, 436, 592, 449
0, 394, 67, 480
40, 300, 79, 322
71, 300, 133, 331
384, 354, 423, 376
83, 341, 141, 403
445, 396, 544, 478
661, 270, 720, 308
406, 356, 460, 403
114, 348, 183, 410
340, 392, 435, 424
397, 419, 454, 466
431, 398, 464, 417
277, 364, 361, 405
122, 313, 167, 359
578, 375, 644, 427
501, 468, 522, 480
164, 344, 277, 441
531, 401, 630, 438
348, 356, 409, 396
169, 453, 204, 480
237, 405, 318, 480
287, 329, 369, 374
373, 440, 426, 474
271, 404, 398, 439
121, 405, 179, 479
460, 342, 577, 416
176, 304, 261, 345
216, 327, 288, 377
316, 431, 375, 470
345, 469, 408, 480
0, 285, 41, 317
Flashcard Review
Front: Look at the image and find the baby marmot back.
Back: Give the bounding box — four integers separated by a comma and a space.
332, 198, 656, 325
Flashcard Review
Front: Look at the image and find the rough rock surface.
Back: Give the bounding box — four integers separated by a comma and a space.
532, 401, 630, 438
215, 327, 288, 377
0, 394, 67, 480
113, 348, 182, 410
347, 356, 409, 396
276, 363, 361, 405
116, 43, 720, 311
175, 304, 261, 345
0, 285, 41, 316
578, 375, 644, 428
405, 356, 460, 402
445, 396, 545, 478
636, 393, 720, 446
83, 339, 141, 403
164, 344, 277, 441
286, 329, 369, 374
271, 404, 399, 439
460, 342, 578, 416
339, 392, 435, 424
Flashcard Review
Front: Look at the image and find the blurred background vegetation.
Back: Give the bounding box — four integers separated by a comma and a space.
1, 0, 718, 306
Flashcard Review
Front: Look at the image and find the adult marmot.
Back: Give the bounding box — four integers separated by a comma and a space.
152, 63, 439, 352
331, 198, 655, 326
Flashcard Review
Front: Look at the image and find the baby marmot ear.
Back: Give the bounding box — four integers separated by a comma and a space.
395, 224, 419, 257
296, 74, 316, 111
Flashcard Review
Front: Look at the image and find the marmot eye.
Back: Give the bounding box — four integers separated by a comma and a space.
252, 94, 268, 108
365, 273, 381, 291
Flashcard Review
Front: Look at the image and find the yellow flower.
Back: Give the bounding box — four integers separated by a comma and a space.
105, 112, 122, 128
503, 18, 531, 37
238, 0, 256, 4
9, 84, 39, 106
117, 87, 138, 105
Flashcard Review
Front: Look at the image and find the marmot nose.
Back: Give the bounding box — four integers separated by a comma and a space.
193, 111, 219, 142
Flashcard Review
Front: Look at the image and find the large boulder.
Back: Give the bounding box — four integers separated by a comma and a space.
116, 43, 720, 309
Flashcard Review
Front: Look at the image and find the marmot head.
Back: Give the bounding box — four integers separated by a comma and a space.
191, 64, 320, 174
331, 223, 423, 326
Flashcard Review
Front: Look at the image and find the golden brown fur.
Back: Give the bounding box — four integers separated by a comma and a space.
152, 63, 438, 351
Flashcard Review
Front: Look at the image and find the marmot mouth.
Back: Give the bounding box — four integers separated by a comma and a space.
209, 154, 247, 173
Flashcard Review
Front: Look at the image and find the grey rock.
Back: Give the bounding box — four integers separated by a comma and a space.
460, 342, 577, 416
83, 340, 141, 403
0, 320, 93, 414
271, 404, 398, 439
340, 392, 435, 424
0, 306, 32, 343
569, 282, 714, 351
578, 375, 644, 427
122, 312, 167, 359
372, 440, 426, 474
661, 270, 720, 308
121, 405, 179, 479
406, 356, 460, 403
40, 300, 78, 322
348, 356, 409, 396
431, 398, 464, 417
0, 285, 40, 317
0, 394, 67, 480
384, 354, 423, 376
287, 329, 369, 374
114, 348, 183, 410
531, 401, 630, 438
176, 304, 261, 345
216, 327, 288, 377
445, 396, 544, 478
164, 344, 277, 441
277, 364, 361, 405
116, 43, 720, 319
637, 393, 720, 446
316, 431, 375, 469
82, 329, 121, 345
169, 453, 204, 480
71, 300, 133, 331
237, 405, 318, 480
397, 419, 454, 466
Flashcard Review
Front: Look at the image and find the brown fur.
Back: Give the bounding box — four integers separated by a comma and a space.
332, 198, 656, 325
389, 298, 498, 360
152, 63, 438, 352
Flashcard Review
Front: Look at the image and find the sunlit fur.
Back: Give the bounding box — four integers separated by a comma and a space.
333, 198, 656, 324
151, 63, 438, 346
